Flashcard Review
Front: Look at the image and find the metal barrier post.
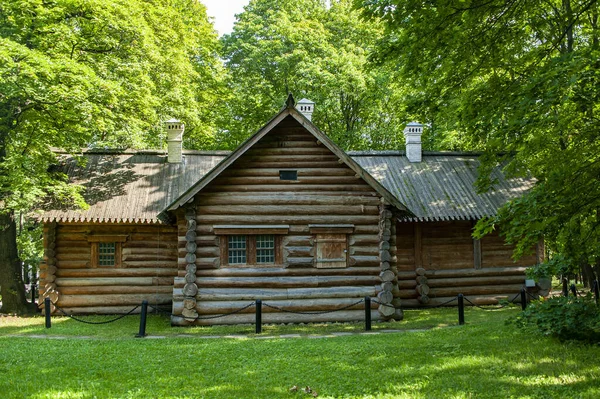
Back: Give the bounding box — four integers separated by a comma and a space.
44, 297, 51, 328
562, 278, 569, 297
594, 280, 599, 305
136, 300, 148, 338
521, 288, 527, 310
570, 284, 577, 297
365, 296, 372, 331
457, 294, 465, 325
255, 299, 262, 334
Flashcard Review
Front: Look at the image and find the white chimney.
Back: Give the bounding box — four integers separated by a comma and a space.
404, 122, 423, 163
165, 119, 184, 163
296, 98, 315, 121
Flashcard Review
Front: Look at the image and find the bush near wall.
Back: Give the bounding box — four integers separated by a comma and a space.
514, 294, 600, 344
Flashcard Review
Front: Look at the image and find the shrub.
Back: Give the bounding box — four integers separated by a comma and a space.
514, 294, 600, 344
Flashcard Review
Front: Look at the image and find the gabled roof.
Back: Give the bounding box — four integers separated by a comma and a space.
159, 100, 410, 219
39, 150, 534, 224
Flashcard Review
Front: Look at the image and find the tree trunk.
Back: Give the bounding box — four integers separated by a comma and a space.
0, 211, 35, 314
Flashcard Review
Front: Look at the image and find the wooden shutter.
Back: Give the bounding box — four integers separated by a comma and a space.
315, 233, 347, 268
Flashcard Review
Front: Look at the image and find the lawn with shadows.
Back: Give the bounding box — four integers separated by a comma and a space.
1, 307, 599, 398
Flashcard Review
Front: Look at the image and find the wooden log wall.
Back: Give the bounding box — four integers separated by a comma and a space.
42, 223, 178, 314
171, 116, 385, 325
396, 220, 538, 306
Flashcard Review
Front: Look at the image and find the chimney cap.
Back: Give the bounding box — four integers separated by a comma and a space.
297, 98, 315, 105
406, 121, 423, 128
164, 118, 183, 125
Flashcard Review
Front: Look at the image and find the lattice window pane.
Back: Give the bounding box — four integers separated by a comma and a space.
98, 242, 116, 266
228, 235, 247, 264
256, 235, 274, 264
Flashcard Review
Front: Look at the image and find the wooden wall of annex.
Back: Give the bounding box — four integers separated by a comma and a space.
396, 221, 539, 306
39, 223, 178, 314
172, 116, 390, 325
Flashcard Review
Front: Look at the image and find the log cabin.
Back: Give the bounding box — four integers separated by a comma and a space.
38, 95, 542, 325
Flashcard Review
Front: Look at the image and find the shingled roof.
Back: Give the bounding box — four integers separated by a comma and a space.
351, 151, 534, 222
40, 149, 533, 224
40, 150, 227, 224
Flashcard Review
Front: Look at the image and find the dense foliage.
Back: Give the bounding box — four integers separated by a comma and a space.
0, 0, 224, 313
219, 0, 408, 150
359, 0, 600, 282
515, 295, 600, 343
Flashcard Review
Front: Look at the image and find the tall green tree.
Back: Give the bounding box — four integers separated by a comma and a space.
0, 0, 225, 313
359, 0, 600, 281
219, 0, 408, 150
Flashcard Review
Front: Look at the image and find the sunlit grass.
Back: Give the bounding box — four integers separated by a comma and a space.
0, 305, 514, 338
2, 307, 599, 398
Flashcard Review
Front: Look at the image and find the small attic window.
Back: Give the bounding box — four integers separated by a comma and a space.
279, 170, 298, 181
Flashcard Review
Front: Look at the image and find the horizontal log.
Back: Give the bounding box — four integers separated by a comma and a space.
55, 252, 91, 261
431, 284, 525, 297
55, 277, 173, 287
194, 267, 379, 278
126, 241, 178, 249
427, 275, 526, 288
185, 286, 378, 301
222, 168, 357, 177
55, 268, 177, 278
57, 293, 171, 307
195, 204, 379, 216
59, 286, 173, 295
122, 261, 176, 268
122, 255, 175, 262
424, 267, 527, 278
171, 309, 381, 326
177, 275, 379, 289
283, 246, 314, 258
196, 215, 378, 226
55, 260, 90, 269
199, 193, 381, 207
215, 176, 365, 186
205, 185, 375, 193
350, 256, 380, 267
286, 257, 315, 268
173, 298, 374, 315
122, 248, 177, 256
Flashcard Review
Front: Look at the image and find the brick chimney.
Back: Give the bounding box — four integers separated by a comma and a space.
296, 98, 315, 121
165, 119, 184, 163
404, 122, 423, 163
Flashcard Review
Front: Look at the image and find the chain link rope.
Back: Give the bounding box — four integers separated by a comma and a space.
262, 299, 365, 315
462, 292, 521, 310
53, 303, 140, 324
148, 302, 256, 321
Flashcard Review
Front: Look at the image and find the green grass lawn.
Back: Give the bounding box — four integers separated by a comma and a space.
1, 307, 599, 398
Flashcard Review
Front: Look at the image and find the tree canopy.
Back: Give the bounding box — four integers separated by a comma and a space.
219, 0, 408, 150
359, 0, 600, 281
0, 0, 225, 313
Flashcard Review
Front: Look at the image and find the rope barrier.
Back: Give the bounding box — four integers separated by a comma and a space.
148, 302, 255, 321
371, 299, 400, 310
263, 299, 365, 315
415, 296, 459, 309
53, 304, 140, 324
462, 292, 521, 310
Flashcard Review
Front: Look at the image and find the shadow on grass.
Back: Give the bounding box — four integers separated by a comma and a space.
2, 307, 599, 398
